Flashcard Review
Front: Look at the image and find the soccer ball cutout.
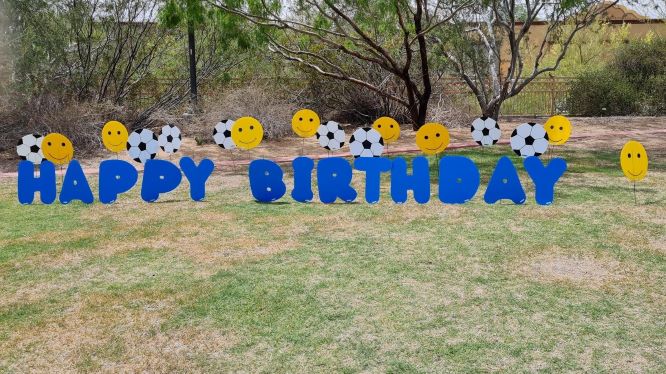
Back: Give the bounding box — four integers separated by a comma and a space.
349, 127, 384, 158
510, 122, 549, 158
17, 134, 44, 164
127, 129, 159, 163
471, 117, 501, 146
158, 124, 182, 154
316, 121, 346, 151
213, 119, 236, 150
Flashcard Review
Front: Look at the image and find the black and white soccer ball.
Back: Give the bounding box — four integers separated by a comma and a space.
510, 122, 549, 158
471, 117, 501, 146
16, 134, 44, 164
158, 124, 182, 154
212, 119, 236, 150
349, 127, 384, 158
316, 121, 346, 151
127, 129, 159, 163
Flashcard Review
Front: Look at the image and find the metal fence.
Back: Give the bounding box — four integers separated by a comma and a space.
129, 76, 573, 117
435, 76, 572, 117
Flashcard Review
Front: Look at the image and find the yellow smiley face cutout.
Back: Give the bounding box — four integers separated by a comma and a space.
620, 140, 648, 181
416, 122, 450, 155
544, 115, 572, 145
42, 133, 74, 165
102, 120, 129, 153
372, 117, 401, 144
292, 109, 320, 138
231, 116, 264, 150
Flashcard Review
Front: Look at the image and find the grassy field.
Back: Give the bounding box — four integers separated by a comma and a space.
0, 144, 664, 372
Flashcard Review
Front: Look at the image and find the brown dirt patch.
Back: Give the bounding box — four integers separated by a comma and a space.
0, 294, 237, 373
519, 253, 624, 287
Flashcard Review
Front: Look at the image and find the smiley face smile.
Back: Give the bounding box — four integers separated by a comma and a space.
424, 143, 444, 151
46, 152, 68, 161
627, 170, 643, 177
238, 138, 257, 145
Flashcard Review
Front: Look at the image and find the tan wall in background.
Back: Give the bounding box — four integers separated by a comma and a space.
524, 21, 666, 42
622, 22, 666, 37
499, 21, 666, 74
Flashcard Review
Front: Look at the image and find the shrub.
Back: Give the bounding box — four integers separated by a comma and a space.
189, 79, 300, 143
0, 97, 136, 155
567, 69, 639, 116
567, 37, 666, 116
613, 37, 666, 88
303, 72, 475, 129
644, 74, 666, 115
301, 69, 410, 127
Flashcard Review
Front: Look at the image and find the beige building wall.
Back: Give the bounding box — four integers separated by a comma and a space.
499, 4, 665, 74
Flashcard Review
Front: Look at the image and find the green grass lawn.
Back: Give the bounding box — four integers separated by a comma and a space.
0, 146, 664, 372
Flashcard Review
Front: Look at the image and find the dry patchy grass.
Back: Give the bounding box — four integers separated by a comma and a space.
0, 123, 664, 372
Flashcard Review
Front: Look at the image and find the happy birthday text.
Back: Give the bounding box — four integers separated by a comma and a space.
17, 156, 567, 206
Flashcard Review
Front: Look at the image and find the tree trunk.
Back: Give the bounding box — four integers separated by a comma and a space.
482, 101, 501, 121
413, 0, 432, 130
405, 99, 430, 130
187, 20, 198, 109
411, 92, 430, 130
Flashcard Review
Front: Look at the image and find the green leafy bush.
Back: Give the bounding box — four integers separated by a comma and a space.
567, 70, 639, 116
567, 37, 666, 116
613, 38, 666, 88
644, 74, 666, 115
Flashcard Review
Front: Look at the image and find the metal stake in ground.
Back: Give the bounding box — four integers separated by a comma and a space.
230, 149, 237, 172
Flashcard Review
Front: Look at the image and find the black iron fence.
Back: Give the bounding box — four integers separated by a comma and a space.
128, 76, 573, 117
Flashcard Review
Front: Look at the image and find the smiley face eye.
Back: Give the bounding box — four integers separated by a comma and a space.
250, 125, 254, 130
108, 131, 112, 135
239, 128, 243, 132
627, 153, 631, 158
559, 126, 563, 130
551, 125, 554, 129
424, 136, 429, 140
637, 153, 641, 158
61, 142, 66, 147
309, 118, 313, 122
390, 125, 394, 128
299, 117, 303, 121
378, 125, 382, 128
436, 133, 440, 137
47, 142, 52, 146
117, 131, 121, 135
